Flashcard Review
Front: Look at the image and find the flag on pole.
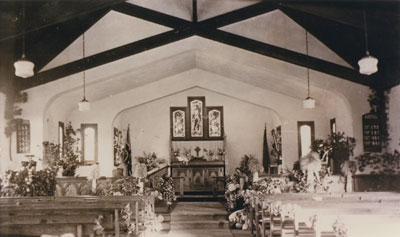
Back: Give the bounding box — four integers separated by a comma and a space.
123, 125, 132, 176
263, 124, 270, 174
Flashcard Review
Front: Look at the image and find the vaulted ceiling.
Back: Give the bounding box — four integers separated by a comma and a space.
1, 0, 399, 92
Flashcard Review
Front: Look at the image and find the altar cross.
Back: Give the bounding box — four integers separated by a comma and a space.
194, 146, 201, 157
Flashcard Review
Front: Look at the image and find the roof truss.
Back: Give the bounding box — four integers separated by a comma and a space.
18, 1, 383, 90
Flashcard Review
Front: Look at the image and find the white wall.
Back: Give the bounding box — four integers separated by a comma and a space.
3, 68, 371, 176
388, 85, 400, 152
62, 69, 352, 176
113, 87, 281, 173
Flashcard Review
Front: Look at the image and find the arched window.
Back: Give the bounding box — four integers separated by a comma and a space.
58, 122, 64, 156
297, 121, 315, 158
81, 124, 98, 164
330, 118, 336, 135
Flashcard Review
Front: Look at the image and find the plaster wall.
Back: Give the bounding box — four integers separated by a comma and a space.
113, 87, 281, 173
61, 69, 349, 176
3, 70, 370, 176
0, 92, 8, 173
388, 84, 400, 152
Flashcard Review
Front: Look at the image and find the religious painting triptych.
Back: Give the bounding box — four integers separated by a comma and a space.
170, 96, 224, 141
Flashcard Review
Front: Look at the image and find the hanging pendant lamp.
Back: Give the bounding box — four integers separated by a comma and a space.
14, 3, 34, 78
78, 33, 90, 111
358, 10, 378, 75
303, 30, 315, 109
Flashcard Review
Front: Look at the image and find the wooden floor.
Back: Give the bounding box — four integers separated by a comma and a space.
153, 201, 244, 237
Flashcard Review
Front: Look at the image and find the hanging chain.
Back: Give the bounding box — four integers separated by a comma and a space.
305, 29, 310, 97
363, 9, 369, 55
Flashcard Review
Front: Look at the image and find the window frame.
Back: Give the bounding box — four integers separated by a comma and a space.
330, 118, 336, 135
297, 121, 315, 158
58, 121, 64, 157
80, 123, 98, 165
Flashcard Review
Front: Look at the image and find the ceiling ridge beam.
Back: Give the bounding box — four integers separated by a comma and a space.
112, 2, 191, 29
20, 28, 194, 90
196, 29, 372, 87
199, 1, 277, 28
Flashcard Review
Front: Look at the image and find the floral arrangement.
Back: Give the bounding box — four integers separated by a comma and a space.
59, 122, 80, 176
93, 215, 105, 236
355, 150, 400, 175
238, 154, 264, 182
121, 203, 136, 234
96, 176, 139, 196
42, 141, 61, 171
153, 176, 176, 205
136, 152, 159, 171
0, 160, 56, 197
42, 122, 80, 176
287, 166, 330, 193
312, 132, 356, 174
225, 171, 244, 211
332, 219, 348, 237
249, 177, 288, 195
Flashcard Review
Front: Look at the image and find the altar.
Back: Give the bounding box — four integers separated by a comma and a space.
170, 140, 226, 194
169, 96, 226, 195
171, 160, 225, 193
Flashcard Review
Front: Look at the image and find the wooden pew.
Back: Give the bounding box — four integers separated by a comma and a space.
254, 192, 400, 237
0, 195, 154, 237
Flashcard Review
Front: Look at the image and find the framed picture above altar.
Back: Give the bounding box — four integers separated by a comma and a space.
207, 106, 224, 139
170, 96, 224, 141
188, 97, 206, 139
170, 107, 187, 140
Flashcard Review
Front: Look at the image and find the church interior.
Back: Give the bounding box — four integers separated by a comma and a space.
0, 1, 400, 237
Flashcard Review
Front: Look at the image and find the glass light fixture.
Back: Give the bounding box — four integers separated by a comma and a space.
303, 30, 315, 109
358, 10, 378, 75
14, 3, 34, 78
14, 55, 35, 78
78, 33, 90, 111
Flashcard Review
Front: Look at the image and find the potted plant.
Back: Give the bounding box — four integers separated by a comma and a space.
59, 122, 80, 176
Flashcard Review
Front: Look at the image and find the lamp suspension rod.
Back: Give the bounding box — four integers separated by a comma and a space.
305, 29, 310, 97
22, 1, 26, 57
82, 32, 86, 99
363, 9, 369, 54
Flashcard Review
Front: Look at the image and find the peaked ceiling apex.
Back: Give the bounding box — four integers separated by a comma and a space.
220, 9, 353, 69
41, 10, 171, 71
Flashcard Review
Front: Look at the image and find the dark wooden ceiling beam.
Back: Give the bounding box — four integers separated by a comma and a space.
0, 0, 126, 42
112, 2, 191, 29
279, 3, 364, 29
196, 29, 372, 87
279, 7, 361, 70
27, 8, 110, 72
19, 28, 195, 90
199, 1, 277, 28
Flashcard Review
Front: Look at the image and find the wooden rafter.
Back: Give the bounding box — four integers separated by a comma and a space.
112, 2, 191, 29
20, 29, 194, 90
196, 29, 372, 87
0, 0, 126, 42
20, 1, 380, 90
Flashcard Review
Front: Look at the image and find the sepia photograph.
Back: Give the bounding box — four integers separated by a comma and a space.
0, 0, 399, 237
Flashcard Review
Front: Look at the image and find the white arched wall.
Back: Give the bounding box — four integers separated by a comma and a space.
112, 86, 282, 174
56, 68, 355, 176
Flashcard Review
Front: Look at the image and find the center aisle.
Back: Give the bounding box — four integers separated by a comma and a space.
154, 201, 235, 237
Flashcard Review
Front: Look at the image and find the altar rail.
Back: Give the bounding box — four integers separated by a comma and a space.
248, 192, 400, 237
0, 195, 154, 237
